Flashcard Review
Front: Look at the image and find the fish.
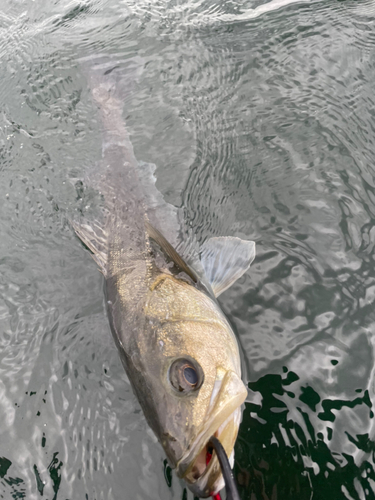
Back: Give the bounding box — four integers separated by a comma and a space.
73, 58, 256, 498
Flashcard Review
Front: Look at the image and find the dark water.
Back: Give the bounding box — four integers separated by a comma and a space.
1, 0, 375, 498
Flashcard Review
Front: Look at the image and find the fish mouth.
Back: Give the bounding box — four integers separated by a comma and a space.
176, 370, 247, 498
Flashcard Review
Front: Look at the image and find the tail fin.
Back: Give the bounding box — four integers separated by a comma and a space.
78, 54, 144, 105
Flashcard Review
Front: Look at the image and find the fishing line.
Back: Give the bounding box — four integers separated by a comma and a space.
207, 436, 241, 500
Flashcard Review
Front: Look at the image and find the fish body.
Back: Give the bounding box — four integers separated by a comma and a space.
74, 60, 255, 497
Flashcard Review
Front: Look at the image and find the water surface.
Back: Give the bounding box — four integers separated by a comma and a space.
1, 0, 375, 499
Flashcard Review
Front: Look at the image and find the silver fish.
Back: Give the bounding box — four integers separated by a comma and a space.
74, 59, 255, 497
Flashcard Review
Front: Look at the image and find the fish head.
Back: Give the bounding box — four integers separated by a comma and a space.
142, 275, 248, 497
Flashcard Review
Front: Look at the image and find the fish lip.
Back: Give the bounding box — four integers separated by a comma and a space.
175, 370, 247, 496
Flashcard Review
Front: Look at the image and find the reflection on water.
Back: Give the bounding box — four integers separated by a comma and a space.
1, 0, 375, 498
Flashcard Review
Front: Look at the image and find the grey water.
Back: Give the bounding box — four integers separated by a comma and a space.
1, 0, 375, 499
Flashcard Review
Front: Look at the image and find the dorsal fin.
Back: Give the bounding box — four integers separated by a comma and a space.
138, 161, 181, 248
145, 221, 198, 283
200, 237, 256, 297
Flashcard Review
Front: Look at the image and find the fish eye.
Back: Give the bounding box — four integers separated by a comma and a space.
168, 358, 204, 394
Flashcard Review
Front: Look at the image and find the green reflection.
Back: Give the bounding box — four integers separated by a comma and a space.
235, 370, 375, 499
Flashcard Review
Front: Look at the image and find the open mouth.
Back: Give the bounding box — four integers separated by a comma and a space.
180, 411, 239, 496
185, 422, 229, 482
176, 369, 247, 497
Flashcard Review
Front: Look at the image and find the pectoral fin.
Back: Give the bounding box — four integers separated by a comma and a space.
200, 237, 256, 297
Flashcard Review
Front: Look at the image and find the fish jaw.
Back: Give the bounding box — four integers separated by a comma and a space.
176, 370, 247, 498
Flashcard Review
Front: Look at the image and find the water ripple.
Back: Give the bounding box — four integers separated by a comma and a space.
1, 0, 375, 499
